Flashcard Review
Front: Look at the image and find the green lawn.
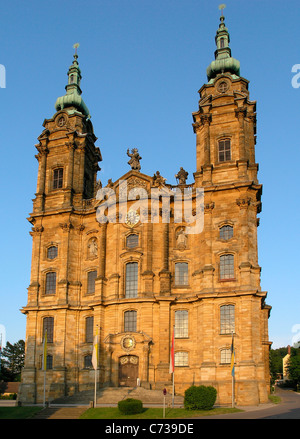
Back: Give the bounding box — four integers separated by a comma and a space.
80, 406, 242, 419
0, 407, 43, 419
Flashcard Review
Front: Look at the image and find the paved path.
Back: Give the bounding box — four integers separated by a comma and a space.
198, 388, 300, 419
32, 406, 88, 419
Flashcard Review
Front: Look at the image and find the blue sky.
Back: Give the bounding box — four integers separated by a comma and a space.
0, 0, 299, 350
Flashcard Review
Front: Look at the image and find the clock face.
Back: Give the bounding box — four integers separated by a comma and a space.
125, 210, 140, 227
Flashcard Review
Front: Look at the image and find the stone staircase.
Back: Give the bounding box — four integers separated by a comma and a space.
51, 386, 184, 407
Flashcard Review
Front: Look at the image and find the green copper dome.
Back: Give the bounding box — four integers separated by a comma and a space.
55, 51, 90, 118
206, 15, 240, 83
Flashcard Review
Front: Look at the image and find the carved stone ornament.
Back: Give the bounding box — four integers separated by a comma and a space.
217, 80, 229, 93
121, 335, 136, 352
56, 114, 67, 127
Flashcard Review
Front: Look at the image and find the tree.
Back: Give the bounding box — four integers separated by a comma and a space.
287, 348, 300, 389
0, 340, 25, 382
269, 347, 288, 383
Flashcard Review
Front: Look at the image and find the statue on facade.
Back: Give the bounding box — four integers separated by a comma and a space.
152, 171, 166, 187
127, 148, 142, 171
175, 167, 189, 185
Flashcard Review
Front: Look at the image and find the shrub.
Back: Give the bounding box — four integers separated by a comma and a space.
118, 398, 143, 415
184, 385, 217, 410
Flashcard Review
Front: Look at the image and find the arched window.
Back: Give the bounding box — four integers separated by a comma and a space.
219, 225, 233, 240
218, 139, 231, 162
220, 254, 234, 279
175, 263, 188, 286
126, 234, 139, 249
43, 317, 54, 343
85, 316, 94, 343
47, 246, 58, 260
87, 270, 97, 294
125, 262, 138, 298
220, 305, 235, 334
220, 38, 225, 48
175, 351, 189, 367
53, 168, 63, 189
175, 310, 188, 338
45, 272, 56, 295
124, 310, 137, 332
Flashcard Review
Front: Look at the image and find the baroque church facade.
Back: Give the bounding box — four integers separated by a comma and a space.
19, 14, 271, 406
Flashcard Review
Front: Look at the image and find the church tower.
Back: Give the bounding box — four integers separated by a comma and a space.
20, 12, 271, 407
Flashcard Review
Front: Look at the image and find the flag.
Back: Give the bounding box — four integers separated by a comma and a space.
230, 332, 235, 377
92, 331, 98, 370
169, 327, 175, 374
42, 330, 47, 371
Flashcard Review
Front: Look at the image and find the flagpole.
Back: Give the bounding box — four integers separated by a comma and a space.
231, 331, 235, 408
42, 330, 47, 407
172, 324, 175, 408
92, 327, 99, 408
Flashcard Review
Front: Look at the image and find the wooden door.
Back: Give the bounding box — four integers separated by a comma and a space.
119, 356, 139, 387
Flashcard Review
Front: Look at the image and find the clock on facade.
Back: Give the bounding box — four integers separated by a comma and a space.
125, 210, 140, 227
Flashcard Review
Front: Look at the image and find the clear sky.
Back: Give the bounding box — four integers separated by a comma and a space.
0, 0, 299, 350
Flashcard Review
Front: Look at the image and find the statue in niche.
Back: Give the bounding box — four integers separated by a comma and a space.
88, 238, 98, 258
127, 148, 142, 171
176, 227, 187, 250
175, 167, 188, 185
152, 171, 166, 188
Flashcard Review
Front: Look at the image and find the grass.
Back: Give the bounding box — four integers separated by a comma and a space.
79, 406, 243, 419
0, 407, 43, 419
268, 394, 281, 404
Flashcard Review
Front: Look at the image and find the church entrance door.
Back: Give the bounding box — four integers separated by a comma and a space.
119, 355, 139, 387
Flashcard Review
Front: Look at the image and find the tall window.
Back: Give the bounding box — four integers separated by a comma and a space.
47, 246, 58, 260
84, 355, 92, 368
175, 310, 188, 338
220, 38, 225, 48
125, 262, 138, 298
40, 354, 53, 369
43, 317, 54, 343
218, 139, 231, 162
87, 270, 97, 294
219, 225, 233, 240
53, 168, 63, 189
126, 234, 139, 249
45, 272, 56, 295
175, 352, 188, 367
175, 263, 188, 286
220, 254, 234, 279
220, 305, 235, 334
124, 310, 137, 332
85, 316, 94, 343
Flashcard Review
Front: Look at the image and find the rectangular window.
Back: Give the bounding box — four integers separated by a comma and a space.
220, 305, 235, 334
45, 272, 56, 294
175, 263, 188, 286
220, 254, 234, 279
175, 310, 188, 338
87, 270, 97, 294
85, 316, 94, 343
220, 349, 231, 364
125, 262, 138, 298
124, 310, 137, 332
218, 139, 231, 162
53, 168, 63, 189
175, 351, 188, 367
